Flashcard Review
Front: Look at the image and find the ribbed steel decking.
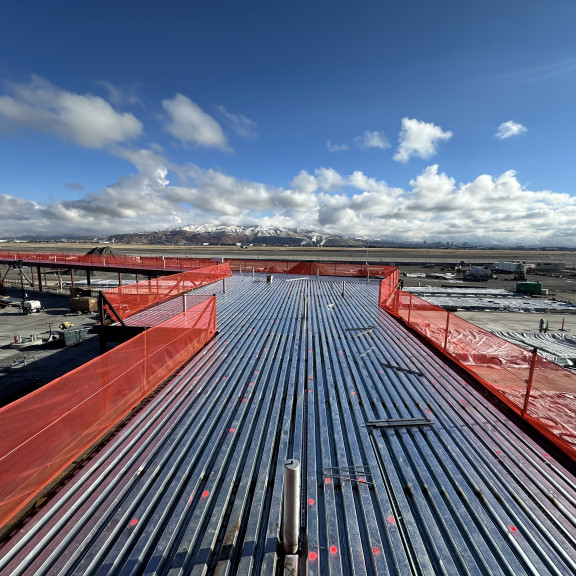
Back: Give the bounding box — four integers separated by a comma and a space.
1, 274, 575, 575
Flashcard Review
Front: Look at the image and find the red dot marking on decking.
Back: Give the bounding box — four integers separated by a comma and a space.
202, 490, 209, 498
543, 453, 549, 458
309, 552, 318, 561
510, 526, 518, 533
496, 450, 502, 455
358, 477, 365, 483
230, 428, 235, 432
387, 515, 395, 524
129, 518, 138, 526
325, 477, 331, 484
308, 498, 315, 505
242, 398, 247, 402
308, 389, 312, 393
249, 382, 254, 386
330, 545, 338, 555
309, 376, 313, 379
373, 547, 380, 555
352, 391, 356, 395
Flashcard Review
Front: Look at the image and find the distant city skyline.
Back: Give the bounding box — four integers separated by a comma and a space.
1, 1, 576, 246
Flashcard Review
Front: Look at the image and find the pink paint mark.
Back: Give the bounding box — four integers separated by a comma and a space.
510, 525, 518, 533
330, 545, 338, 555
249, 382, 254, 386
387, 515, 395, 524
230, 428, 235, 433
308, 389, 312, 393
373, 547, 380, 555
352, 391, 356, 395
309, 551, 318, 561
202, 490, 209, 498
129, 518, 138, 527
242, 398, 247, 402
325, 477, 331, 484
308, 498, 315, 505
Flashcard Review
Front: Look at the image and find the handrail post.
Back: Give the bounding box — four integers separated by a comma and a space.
443, 310, 451, 353
522, 347, 538, 418
407, 292, 413, 324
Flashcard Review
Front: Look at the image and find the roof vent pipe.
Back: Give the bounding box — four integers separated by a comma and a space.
282, 459, 301, 555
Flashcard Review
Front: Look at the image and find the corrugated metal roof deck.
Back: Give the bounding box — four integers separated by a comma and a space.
1, 274, 576, 575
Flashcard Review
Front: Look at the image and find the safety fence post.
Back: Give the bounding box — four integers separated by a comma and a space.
342, 280, 345, 297
407, 292, 413, 325
522, 347, 538, 418
443, 310, 451, 353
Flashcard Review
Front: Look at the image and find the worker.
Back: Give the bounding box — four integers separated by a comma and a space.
539, 319, 544, 333
59, 321, 74, 330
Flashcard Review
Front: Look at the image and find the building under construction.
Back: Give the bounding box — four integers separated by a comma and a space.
0, 253, 575, 575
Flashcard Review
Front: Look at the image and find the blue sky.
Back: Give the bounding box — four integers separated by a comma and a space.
1, 0, 576, 246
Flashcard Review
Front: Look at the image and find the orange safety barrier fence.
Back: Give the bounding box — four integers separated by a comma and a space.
0, 250, 213, 271
226, 259, 398, 278
1, 252, 400, 279
380, 285, 576, 462
0, 295, 216, 530
103, 263, 231, 321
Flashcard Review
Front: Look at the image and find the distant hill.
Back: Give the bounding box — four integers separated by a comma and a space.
109, 225, 373, 247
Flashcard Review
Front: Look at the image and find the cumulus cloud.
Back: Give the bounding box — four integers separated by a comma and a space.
496, 120, 528, 139
2, 148, 576, 247
162, 94, 228, 149
214, 105, 257, 139
0, 75, 142, 148
354, 130, 390, 150
394, 118, 453, 163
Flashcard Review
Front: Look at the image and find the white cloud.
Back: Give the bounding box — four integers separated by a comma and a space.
394, 118, 453, 163
95, 80, 142, 107
496, 120, 528, 139
214, 105, 257, 139
327, 140, 350, 152
354, 130, 390, 150
162, 94, 228, 149
0, 76, 142, 148
2, 147, 576, 247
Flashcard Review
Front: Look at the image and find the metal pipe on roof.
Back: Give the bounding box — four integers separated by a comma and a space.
282, 459, 300, 554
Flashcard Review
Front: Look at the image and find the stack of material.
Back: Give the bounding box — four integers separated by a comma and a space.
70, 297, 98, 313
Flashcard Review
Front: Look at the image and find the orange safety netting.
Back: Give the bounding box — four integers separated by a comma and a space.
103, 263, 231, 321
226, 259, 397, 278
0, 295, 216, 530
0, 250, 213, 271
380, 285, 576, 462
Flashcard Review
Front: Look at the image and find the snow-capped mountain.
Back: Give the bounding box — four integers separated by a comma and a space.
110, 225, 368, 247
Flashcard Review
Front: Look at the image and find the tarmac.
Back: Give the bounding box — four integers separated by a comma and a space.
0, 287, 99, 407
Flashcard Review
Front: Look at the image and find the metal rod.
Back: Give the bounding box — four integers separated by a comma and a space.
443, 310, 451, 353
407, 292, 413, 324
522, 347, 538, 418
223, 277, 227, 293
282, 459, 300, 554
